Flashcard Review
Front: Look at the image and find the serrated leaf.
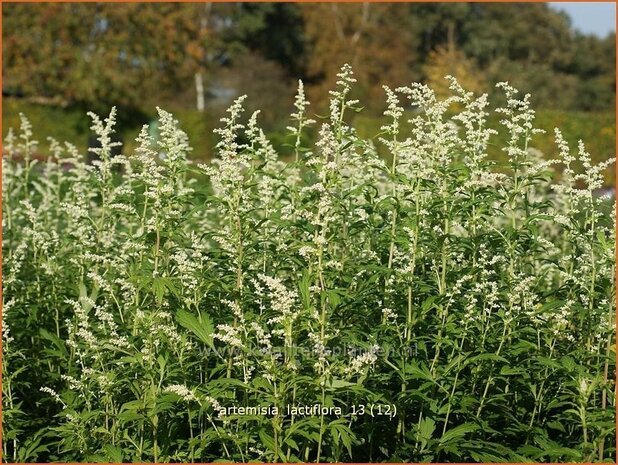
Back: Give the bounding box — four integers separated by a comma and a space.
439, 423, 479, 445
176, 309, 214, 347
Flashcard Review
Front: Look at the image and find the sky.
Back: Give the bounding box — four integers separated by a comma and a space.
549, 2, 616, 37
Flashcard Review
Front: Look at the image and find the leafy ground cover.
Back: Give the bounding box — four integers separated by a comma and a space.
2, 67, 616, 462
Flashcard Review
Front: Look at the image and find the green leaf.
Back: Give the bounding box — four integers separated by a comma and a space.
39, 328, 68, 357
284, 437, 299, 451
152, 276, 178, 305
176, 309, 214, 347
103, 445, 123, 462
546, 420, 566, 432
418, 417, 436, 448
259, 429, 276, 452
329, 378, 355, 389
463, 353, 508, 367
439, 423, 479, 445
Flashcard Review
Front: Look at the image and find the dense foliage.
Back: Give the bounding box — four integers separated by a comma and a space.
3, 3, 616, 114
2, 68, 616, 462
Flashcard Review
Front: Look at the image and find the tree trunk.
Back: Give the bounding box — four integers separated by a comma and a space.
195, 71, 205, 112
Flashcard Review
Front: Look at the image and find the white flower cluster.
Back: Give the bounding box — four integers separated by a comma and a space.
165, 384, 198, 403
345, 344, 381, 376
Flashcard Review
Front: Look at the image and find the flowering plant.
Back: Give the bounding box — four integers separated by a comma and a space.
2, 65, 615, 462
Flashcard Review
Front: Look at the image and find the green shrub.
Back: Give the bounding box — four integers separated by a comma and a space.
2, 66, 615, 462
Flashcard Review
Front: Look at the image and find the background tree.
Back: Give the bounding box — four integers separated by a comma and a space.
423, 45, 485, 99
299, 3, 420, 106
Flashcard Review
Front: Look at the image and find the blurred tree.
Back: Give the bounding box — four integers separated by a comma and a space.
459, 3, 574, 69
423, 43, 486, 99
406, 2, 614, 111
408, 2, 474, 59
241, 3, 306, 78
2, 3, 298, 115
2, 2, 615, 119
570, 33, 616, 111
300, 3, 420, 108
3, 3, 198, 116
